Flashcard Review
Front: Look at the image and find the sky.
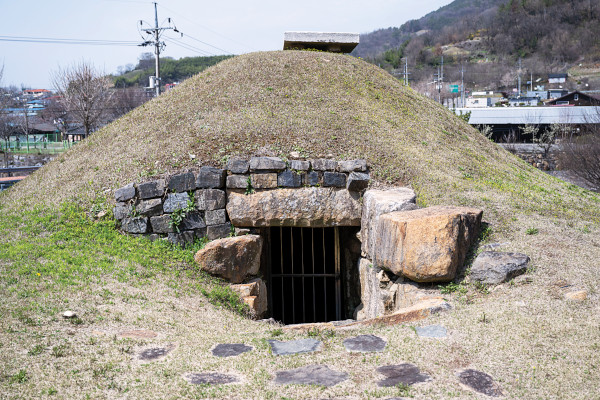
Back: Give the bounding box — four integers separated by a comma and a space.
0, 0, 453, 89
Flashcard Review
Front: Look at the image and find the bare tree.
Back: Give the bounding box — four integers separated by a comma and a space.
51, 61, 113, 137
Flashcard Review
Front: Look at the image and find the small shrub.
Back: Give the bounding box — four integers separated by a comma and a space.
201, 285, 249, 316
28, 344, 45, 356
526, 227, 539, 235
51, 344, 68, 358
9, 369, 29, 384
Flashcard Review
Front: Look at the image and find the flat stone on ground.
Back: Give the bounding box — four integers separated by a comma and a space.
118, 329, 158, 339
457, 369, 503, 397
212, 343, 253, 357
470, 251, 530, 285
137, 346, 173, 361
343, 334, 386, 352
274, 364, 348, 387
187, 372, 239, 385
377, 364, 432, 387
268, 338, 322, 356
415, 325, 447, 338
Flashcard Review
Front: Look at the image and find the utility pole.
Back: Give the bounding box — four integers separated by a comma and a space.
460, 64, 465, 108
400, 57, 410, 86
517, 58, 522, 97
138, 3, 180, 97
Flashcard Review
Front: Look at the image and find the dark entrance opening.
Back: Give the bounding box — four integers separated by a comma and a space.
268, 227, 342, 325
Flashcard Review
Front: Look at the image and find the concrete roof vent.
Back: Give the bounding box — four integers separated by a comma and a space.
283, 31, 359, 53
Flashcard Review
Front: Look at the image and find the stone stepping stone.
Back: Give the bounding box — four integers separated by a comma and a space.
376, 364, 432, 387
137, 345, 174, 361
274, 364, 348, 387
457, 369, 503, 397
343, 334, 386, 352
212, 343, 252, 357
186, 372, 239, 385
415, 325, 447, 339
268, 338, 322, 356
118, 329, 158, 339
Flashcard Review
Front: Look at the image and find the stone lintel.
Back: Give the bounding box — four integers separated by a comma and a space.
283, 31, 359, 53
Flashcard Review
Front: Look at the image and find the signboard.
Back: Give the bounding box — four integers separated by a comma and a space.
450, 84, 459, 93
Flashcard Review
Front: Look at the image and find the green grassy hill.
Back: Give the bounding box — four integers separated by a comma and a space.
1, 51, 599, 399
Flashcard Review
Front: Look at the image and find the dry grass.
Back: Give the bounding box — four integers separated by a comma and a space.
1, 51, 600, 399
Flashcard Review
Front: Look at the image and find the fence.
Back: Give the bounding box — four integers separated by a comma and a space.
1, 139, 73, 154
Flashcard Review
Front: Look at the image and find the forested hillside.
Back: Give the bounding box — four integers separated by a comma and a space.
112, 54, 232, 87
354, 0, 600, 93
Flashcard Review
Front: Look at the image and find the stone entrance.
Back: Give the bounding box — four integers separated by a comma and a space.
266, 227, 342, 324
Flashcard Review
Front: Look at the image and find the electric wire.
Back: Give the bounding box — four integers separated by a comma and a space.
0, 35, 139, 46
163, 37, 214, 57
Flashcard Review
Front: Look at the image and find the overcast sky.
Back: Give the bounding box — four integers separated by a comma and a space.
0, 0, 452, 89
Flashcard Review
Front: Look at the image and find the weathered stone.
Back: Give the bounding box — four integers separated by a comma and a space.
212, 343, 252, 357
194, 235, 262, 283
207, 223, 232, 240
180, 212, 206, 230
187, 372, 239, 385
355, 258, 388, 320
205, 209, 227, 226
311, 159, 337, 171
277, 170, 302, 188
565, 290, 588, 301
290, 160, 310, 171
115, 183, 136, 202
137, 179, 166, 199
374, 206, 483, 282
343, 334, 386, 352
227, 188, 361, 227
415, 325, 447, 338
63, 311, 77, 319
168, 172, 196, 192
269, 339, 322, 356
227, 157, 249, 174
138, 346, 173, 361
249, 156, 286, 172
196, 166, 226, 189
150, 215, 174, 233
390, 280, 443, 310
338, 159, 367, 172
346, 172, 369, 192
226, 175, 249, 189
136, 198, 163, 216
195, 189, 226, 210
323, 172, 346, 187
194, 227, 207, 240
234, 228, 251, 236
113, 202, 131, 221
148, 234, 160, 242
251, 173, 278, 189
457, 369, 503, 397
361, 189, 418, 259
303, 171, 320, 186
377, 364, 431, 387
121, 216, 148, 234
274, 364, 347, 387
168, 231, 195, 247
470, 251, 530, 285
357, 298, 451, 327
163, 192, 190, 213
230, 278, 267, 318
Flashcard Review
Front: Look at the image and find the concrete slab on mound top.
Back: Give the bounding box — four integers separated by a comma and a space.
268, 338, 322, 356
283, 31, 359, 53
273, 364, 348, 386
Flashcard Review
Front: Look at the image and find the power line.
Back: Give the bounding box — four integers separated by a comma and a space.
157, 3, 256, 53
0, 35, 138, 46
163, 37, 215, 57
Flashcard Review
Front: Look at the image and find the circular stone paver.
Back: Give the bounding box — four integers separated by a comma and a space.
268, 338, 322, 356
212, 343, 253, 357
415, 325, 447, 339
343, 334, 387, 352
137, 346, 173, 361
187, 372, 239, 385
274, 364, 348, 387
457, 369, 503, 397
377, 364, 432, 387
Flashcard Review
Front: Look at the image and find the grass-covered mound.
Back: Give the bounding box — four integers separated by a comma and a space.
1, 51, 599, 399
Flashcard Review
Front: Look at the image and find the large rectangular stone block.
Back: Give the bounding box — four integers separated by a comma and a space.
196, 166, 226, 189
226, 187, 361, 227
251, 173, 278, 189
137, 179, 166, 199
373, 206, 483, 282
195, 189, 226, 210
361, 189, 418, 259
249, 157, 286, 172
168, 172, 196, 192
115, 183, 136, 202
